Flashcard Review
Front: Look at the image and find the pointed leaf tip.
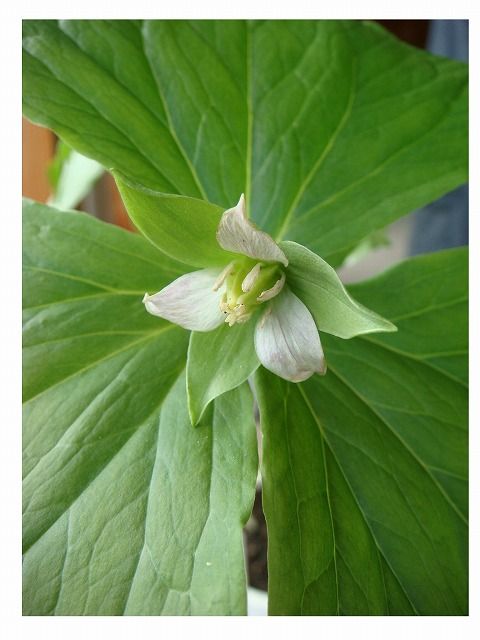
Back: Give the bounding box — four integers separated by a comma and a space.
281, 241, 396, 339
187, 322, 260, 426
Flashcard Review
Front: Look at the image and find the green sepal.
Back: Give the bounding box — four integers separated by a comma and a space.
114, 172, 236, 268
187, 320, 260, 426
282, 241, 396, 338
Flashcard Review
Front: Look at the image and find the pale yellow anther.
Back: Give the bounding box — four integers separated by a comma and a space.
223, 302, 252, 326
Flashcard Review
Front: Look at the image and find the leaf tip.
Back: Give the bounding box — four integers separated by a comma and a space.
384, 319, 398, 333
186, 385, 204, 428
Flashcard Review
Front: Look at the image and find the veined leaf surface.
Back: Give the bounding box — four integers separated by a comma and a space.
23, 19, 467, 263
256, 248, 468, 615
22, 201, 258, 615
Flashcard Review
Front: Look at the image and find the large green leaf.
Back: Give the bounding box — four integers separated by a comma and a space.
143, 20, 249, 209
22, 201, 258, 615
23, 20, 467, 262
256, 248, 467, 615
22, 20, 203, 197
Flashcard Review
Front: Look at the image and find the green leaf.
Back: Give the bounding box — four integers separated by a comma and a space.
23, 200, 258, 615
334, 248, 468, 514
49, 141, 104, 210
22, 20, 204, 197
114, 172, 232, 268
187, 321, 260, 426
256, 248, 467, 615
143, 20, 249, 209
252, 21, 467, 258
347, 248, 468, 386
23, 20, 467, 261
282, 241, 396, 338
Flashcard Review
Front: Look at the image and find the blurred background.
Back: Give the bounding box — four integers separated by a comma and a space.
339, 19, 468, 283
22, 19, 469, 613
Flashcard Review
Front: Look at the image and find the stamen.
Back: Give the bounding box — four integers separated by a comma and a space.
212, 261, 235, 291
241, 263, 262, 293
217, 259, 285, 328
257, 272, 286, 302
236, 312, 252, 324
223, 302, 252, 326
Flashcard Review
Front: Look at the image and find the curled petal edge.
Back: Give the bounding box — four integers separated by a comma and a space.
216, 194, 288, 267
143, 269, 225, 332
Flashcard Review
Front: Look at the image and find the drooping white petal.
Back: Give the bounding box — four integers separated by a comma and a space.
241, 263, 262, 292
143, 269, 225, 332
257, 271, 286, 302
254, 287, 326, 382
217, 194, 288, 266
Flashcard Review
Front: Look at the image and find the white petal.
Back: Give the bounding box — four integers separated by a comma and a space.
257, 271, 286, 302
143, 269, 225, 332
254, 288, 326, 382
216, 194, 288, 266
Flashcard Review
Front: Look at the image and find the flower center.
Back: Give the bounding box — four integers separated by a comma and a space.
216, 258, 285, 326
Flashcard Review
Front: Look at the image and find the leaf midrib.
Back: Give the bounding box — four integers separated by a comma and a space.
324, 363, 467, 525
23, 324, 178, 404
297, 384, 419, 615
317, 401, 340, 614
23, 265, 138, 294
245, 20, 253, 215
23, 291, 143, 313
24, 330, 152, 349
142, 22, 208, 201
387, 296, 468, 323
293, 84, 467, 229
24, 45, 181, 194
358, 335, 468, 389
23, 365, 185, 555
275, 57, 357, 241
26, 209, 189, 276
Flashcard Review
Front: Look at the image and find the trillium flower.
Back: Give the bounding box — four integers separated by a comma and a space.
143, 194, 326, 382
